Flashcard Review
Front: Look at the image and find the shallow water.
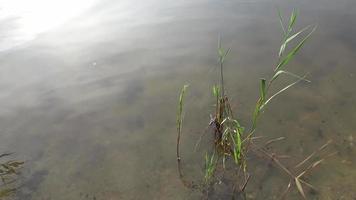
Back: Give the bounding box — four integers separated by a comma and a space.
0, 0, 355, 199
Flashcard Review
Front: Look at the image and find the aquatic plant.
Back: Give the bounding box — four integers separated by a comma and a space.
176, 9, 334, 199
0, 153, 24, 199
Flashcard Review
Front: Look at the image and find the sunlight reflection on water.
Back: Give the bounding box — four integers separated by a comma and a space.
0, 0, 97, 50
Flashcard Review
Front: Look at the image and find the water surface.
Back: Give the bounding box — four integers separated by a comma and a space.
0, 0, 355, 199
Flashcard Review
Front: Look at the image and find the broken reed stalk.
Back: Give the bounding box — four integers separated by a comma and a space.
251, 138, 335, 199
295, 139, 332, 168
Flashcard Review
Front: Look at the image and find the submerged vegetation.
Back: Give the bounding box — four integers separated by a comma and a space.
0, 153, 24, 199
176, 10, 335, 199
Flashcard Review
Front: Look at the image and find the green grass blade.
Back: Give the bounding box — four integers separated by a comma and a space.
275, 26, 317, 71
279, 43, 287, 58
205, 152, 216, 183
229, 130, 241, 165
279, 25, 310, 57
232, 119, 244, 133
218, 47, 224, 58
251, 98, 262, 131
250, 79, 266, 130
218, 45, 231, 64
285, 25, 311, 44
288, 9, 298, 32
271, 70, 311, 83
221, 47, 231, 63
277, 8, 286, 36
260, 78, 267, 101
235, 128, 242, 158
261, 75, 307, 109
212, 85, 220, 98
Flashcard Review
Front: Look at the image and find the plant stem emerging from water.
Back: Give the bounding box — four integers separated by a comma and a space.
176, 85, 188, 177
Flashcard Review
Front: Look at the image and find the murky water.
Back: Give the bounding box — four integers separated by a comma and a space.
0, 0, 355, 199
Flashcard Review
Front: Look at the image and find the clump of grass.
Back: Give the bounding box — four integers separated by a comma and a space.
176, 9, 334, 199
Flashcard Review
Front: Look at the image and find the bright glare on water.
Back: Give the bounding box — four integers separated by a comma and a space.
0, 0, 96, 50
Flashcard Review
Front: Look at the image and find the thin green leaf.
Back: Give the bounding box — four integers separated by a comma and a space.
275, 26, 316, 71
277, 8, 286, 36
235, 128, 242, 155
233, 149, 239, 164
285, 25, 311, 44
212, 85, 220, 98
218, 48, 224, 58
261, 74, 307, 109
271, 70, 311, 83
251, 79, 266, 130
288, 9, 298, 32
210, 152, 215, 164
260, 79, 267, 101
205, 152, 216, 183
279, 43, 286, 58
229, 130, 241, 164
221, 47, 231, 63
279, 25, 310, 57
232, 119, 244, 135
251, 98, 262, 131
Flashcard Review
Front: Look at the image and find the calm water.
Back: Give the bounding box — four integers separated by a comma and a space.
0, 0, 355, 199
